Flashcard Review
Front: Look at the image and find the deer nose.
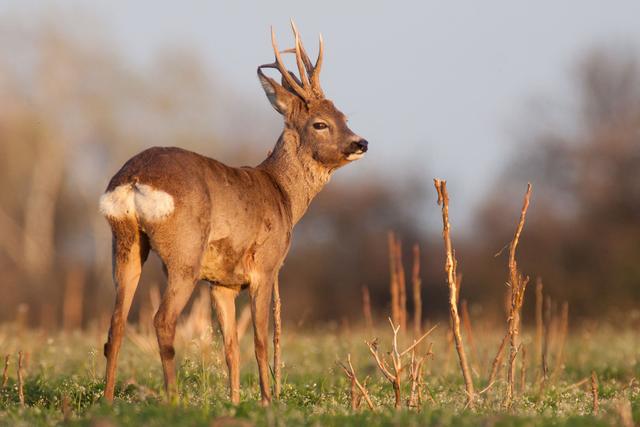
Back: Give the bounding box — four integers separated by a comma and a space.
355, 139, 368, 152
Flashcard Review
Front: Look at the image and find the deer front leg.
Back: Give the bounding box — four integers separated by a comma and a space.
153, 270, 197, 399
249, 275, 274, 405
210, 285, 240, 404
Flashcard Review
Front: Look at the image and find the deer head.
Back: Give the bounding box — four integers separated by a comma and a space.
257, 21, 368, 170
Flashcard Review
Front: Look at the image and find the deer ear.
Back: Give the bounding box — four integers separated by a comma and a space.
257, 70, 299, 115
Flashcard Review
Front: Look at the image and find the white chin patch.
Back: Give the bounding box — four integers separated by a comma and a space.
346, 151, 366, 161
99, 183, 175, 221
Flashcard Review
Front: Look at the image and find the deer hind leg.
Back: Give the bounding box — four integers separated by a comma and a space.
104, 220, 149, 402
211, 285, 240, 404
250, 276, 274, 405
153, 265, 198, 398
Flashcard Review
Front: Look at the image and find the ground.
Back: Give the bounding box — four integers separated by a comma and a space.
0, 315, 639, 426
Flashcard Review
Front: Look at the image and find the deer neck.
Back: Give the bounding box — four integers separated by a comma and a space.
259, 129, 331, 225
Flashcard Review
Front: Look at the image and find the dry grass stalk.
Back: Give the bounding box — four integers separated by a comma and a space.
61, 394, 71, 421
273, 277, 282, 399
541, 295, 552, 383
2, 354, 8, 387
535, 278, 544, 383
433, 179, 475, 408
488, 332, 509, 385
408, 342, 433, 409
395, 240, 408, 332
503, 183, 532, 408
519, 345, 527, 394
362, 285, 373, 333
366, 319, 437, 409
591, 370, 599, 415
337, 354, 375, 410
388, 231, 400, 327
411, 243, 422, 339
62, 266, 85, 331
17, 351, 24, 406
551, 301, 569, 383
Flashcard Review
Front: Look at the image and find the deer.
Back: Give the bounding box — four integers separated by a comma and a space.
98, 22, 368, 405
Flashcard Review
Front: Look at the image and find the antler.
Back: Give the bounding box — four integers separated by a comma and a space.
258, 20, 325, 102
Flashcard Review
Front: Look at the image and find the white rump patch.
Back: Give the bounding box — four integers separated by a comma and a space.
99, 185, 135, 218
99, 183, 175, 221
132, 183, 175, 221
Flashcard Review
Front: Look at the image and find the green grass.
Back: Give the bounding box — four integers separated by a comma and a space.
0, 321, 638, 426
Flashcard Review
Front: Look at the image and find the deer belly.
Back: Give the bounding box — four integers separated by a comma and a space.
199, 238, 250, 286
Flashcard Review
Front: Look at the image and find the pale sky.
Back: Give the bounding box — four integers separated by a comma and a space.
3, 0, 640, 229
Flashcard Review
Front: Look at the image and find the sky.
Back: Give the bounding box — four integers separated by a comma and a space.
3, 0, 640, 229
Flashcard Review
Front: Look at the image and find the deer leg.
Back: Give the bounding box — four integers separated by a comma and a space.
250, 277, 274, 405
104, 227, 148, 402
153, 271, 197, 398
211, 285, 240, 404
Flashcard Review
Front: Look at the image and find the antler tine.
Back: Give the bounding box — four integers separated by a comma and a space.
290, 20, 311, 88
270, 26, 308, 100
281, 47, 313, 75
310, 33, 324, 97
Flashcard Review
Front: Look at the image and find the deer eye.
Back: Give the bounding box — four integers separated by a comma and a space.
313, 122, 328, 130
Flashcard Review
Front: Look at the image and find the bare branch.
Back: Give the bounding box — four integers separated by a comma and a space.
433, 179, 475, 408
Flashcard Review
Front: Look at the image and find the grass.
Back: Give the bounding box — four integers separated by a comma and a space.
0, 319, 639, 426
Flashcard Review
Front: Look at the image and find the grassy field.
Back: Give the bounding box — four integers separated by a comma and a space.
1, 315, 639, 426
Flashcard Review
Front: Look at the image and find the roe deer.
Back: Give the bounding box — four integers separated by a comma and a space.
99, 22, 368, 405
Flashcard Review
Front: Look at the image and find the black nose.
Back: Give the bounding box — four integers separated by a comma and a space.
355, 139, 368, 152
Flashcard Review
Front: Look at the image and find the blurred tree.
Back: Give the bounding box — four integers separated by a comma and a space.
470, 47, 640, 317
0, 16, 223, 324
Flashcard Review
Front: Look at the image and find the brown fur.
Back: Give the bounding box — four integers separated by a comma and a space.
101, 26, 367, 405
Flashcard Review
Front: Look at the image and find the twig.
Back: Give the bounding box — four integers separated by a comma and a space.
412, 243, 422, 339
17, 351, 24, 406
477, 380, 497, 395
371, 319, 403, 408
394, 237, 408, 332
503, 183, 532, 408
388, 232, 400, 327
488, 332, 509, 385
433, 179, 475, 408
362, 285, 373, 333
408, 343, 432, 409
338, 354, 375, 410
400, 324, 438, 357
591, 371, 599, 415
2, 355, 9, 387
539, 295, 552, 393
273, 276, 282, 399
61, 394, 71, 421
